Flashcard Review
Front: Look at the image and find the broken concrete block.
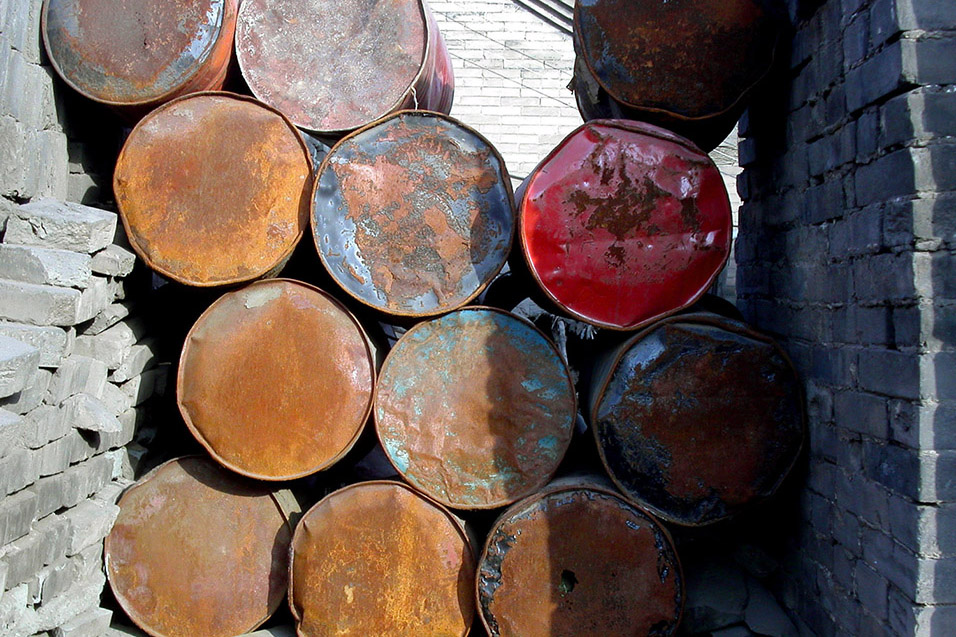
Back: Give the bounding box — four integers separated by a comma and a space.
91, 244, 136, 277
0, 335, 40, 399
50, 356, 107, 404
52, 606, 113, 637
72, 319, 142, 370
59, 393, 121, 434
1, 368, 52, 415
20, 405, 70, 450
79, 302, 131, 336
110, 339, 158, 383
0, 244, 92, 288
4, 199, 116, 254
75, 276, 111, 323
0, 322, 72, 367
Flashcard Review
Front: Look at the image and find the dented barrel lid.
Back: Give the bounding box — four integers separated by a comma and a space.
518, 119, 731, 331
313, 111, 514, 317
114, 92, 313, 286
375, 308, 576, 509
290, 481, 475, 636
104, 456, 292, 637
589, 313, 805, 526
177, 279, 376, 481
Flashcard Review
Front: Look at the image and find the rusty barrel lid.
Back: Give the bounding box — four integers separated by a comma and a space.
42, 0, 237, 109
589, 313, 805, 526
517, 119, 731, 331
313, 111, 514, 317
177, 279, 376, 480
105, 456, 293, 637
477, 479, 683, 636
236, 0, 454, 134
374, 308, 576, 509
113, 92, 313, 286
290, 480, 476, 636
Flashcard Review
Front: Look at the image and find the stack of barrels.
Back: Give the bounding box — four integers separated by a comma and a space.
41, 0, 800, 635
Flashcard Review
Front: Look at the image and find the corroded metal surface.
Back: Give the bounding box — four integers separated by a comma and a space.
518, 120, 731, 331
477, 480, 683, 637
236, 0, 454, 134
177, 279, 375, 480
42, 0, 237, 108
375, 308, 575, 509
290, 481, 475, 636
313, 112, 514, 317
589, 313, 805, 526
105, 456, 292, 637
114, 92, 313, 286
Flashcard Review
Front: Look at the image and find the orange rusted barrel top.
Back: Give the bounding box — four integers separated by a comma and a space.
105, 456, 293, 637
477, 479, 684, 637
42, 0, 237, 109
589, 313, 805, 526
375, 307, 576, 509
236, 0, 454, 135
114, 92, 312, 286
313, 111, 514, 317
290, 481, 475, 636
177, 279, 376, 480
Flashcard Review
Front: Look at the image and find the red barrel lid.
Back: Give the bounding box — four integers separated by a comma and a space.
518, 119, 731, 330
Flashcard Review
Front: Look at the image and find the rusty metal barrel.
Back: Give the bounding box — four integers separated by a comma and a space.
177, 279, 376, 480
104, 456, 293, 637
571, 0, 782, 151
477, 478, 684, 636
235, 0, 454, 135
313, 111, 515, 318
290, 480, 475, 636
516, 119, 731, 331
588, 313, 805, 526
113, 92, 313, 286
42, 0, 237, 111
375, 307, 576, 509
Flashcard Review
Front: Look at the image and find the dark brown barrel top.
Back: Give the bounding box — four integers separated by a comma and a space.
313, 111, 514, 317
590, 314, 805, 526
104, 456, 292, 637
177, 279, 376, 480
374, 308, 576, 509
42, 0, 235, 106
113, 92, 312, 286
290, 481, 475, 636
236, 0, 427, 133
477, 482, 683, 637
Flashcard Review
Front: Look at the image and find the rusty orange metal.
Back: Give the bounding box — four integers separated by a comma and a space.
113, 92, 313, 286
177, 279, 376, 480
477, 478, 684, 636
42, 0, 237, 110
588, 313, 805, 526
374, 307, 576, 509
104, 456, 293, 637
289, 480, 476, 636
313, 111, 514, 317
235, 0, 454, 135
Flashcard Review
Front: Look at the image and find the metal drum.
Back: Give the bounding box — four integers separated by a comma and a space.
588, 313, 805, 526
572, 0, 782, 151
375, 308, 576, 509
105, 456, 293, 637
517, 119, 731, 331
290, 481, 475, 636
113, 92, 313, 286
235, 0, 454, 135
477, 478, 683, 637
42, 0, 237, 111
313, 111, 514, 318
177, 279, 376, 480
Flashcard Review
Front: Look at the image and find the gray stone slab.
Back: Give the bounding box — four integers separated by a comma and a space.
72, 320, 142, 370
0, 244, 92, 288
90, 244, 136, 277
0, 334, 39, 398
0, 279, 82, 327
60, 393, 122, 434
4, 199, 116, 254
0, 367, 52, 415
0, 322, 72, 367
50, 355, 107, 404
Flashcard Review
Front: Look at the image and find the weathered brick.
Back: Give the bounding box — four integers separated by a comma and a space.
78, 302, 132, 336
75, 275, 112, 324
0, 512, 71, 589
0, 279, 82, 327
27, 454, 115, 519
121, 366, 166, 406
0, 322, 72, 367
0, 445, 39, 496
0, 334, 39, 399
61, 498, 119, 556
60, 393, 122, 434
4, 200, 117, 254
90, 243, 136, 277
52, 606, 113, 637
846, 40, 907, 114
857, 348, 920, 399
1, 367, 51, 415
0, 584, 28, 634
835, 390, 888, 438
855, 561, 889, 620
71, 319, 142, 370
20, 404, 69, 449
100, 381, 131, 417
0, 244, 92, 288
50, 355, 108, 403
0, 489, 38, 546
0, 406, 23, 458
110, 339, 158, 383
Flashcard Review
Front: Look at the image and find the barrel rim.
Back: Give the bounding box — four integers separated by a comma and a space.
176, 278, 376, 481
312, 109, 516, 318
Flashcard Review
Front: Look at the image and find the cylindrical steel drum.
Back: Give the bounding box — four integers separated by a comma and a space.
477, 478, 683, 636
313, 111, 514, 317
571, 0, 782, 151
375, 308, 576, 509
290, 481, 475, 636
177, 279, 376, 480
235, 0, 454, 135
517, 120, 731, 331
114, 92, 313, 286
42, 0, 237, 111
588, 313, 805, 526
105, 456, 293, 637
